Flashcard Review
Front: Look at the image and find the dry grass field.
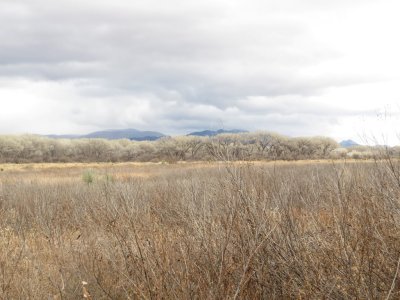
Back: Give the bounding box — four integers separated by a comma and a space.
0, 160, 400, 299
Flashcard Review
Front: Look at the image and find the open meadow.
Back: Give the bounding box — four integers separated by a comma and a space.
0, 160, 400, 299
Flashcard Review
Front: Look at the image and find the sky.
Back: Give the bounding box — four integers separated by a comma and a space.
1, 0, 400, 144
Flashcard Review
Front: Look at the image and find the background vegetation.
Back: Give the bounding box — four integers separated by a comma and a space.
0, 132, 381, 163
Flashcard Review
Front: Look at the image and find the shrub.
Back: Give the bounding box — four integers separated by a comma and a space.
82, 170, 95, 184
1, 160, 400, 298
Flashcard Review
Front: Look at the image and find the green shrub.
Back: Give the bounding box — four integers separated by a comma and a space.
82, 170, 95, 184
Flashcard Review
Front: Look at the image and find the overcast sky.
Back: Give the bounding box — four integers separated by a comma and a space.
1, 0, 400, 143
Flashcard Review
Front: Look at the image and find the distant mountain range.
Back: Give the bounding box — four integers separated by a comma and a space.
45, 129, 359, 146
339, 139, 360, 148
188, 129, 248, 137
46, 129, 165, 141
44, 128, 248, 140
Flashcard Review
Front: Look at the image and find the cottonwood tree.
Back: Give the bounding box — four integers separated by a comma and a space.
0, 136, 24, 163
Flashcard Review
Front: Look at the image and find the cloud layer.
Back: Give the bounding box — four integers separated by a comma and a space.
1, 0, 400, 143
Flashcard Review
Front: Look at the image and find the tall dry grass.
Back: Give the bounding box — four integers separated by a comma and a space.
0, 160, 399, 299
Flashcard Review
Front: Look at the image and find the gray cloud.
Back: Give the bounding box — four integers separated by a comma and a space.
0, 0, 395, 140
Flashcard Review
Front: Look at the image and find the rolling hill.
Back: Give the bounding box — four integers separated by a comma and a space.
188, 129, 247, 137
46, 129, 165, 141
339, 139, 360, 148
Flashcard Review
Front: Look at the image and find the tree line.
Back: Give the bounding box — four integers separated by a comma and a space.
0, 132, 389, 163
